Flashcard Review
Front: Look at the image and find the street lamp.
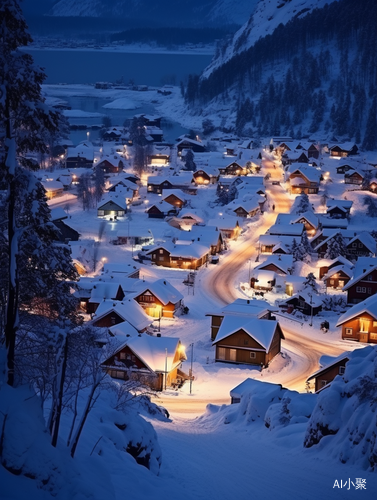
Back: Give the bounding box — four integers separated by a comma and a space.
189, 343, 194, 395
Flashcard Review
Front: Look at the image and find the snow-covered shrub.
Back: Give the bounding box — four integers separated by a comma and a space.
264, 392, 316, 431
322, 295, 347, 311
304, 346, 377, 470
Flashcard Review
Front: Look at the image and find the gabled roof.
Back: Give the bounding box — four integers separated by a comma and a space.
317, 216, 349, 230
146, 241, 209, 259
283, 291, 323, 308
206, 298, 276, 319
255, 254, 293, 274
317, 255, 354, 269
322, 265, 353, 281
148, 200, 178, 213
227, 195, 264, 213
291, 211, 319, 228
346, 232, 376, 254
178, 225, 222, 247
213, 317, 284, 351
92, 299, 152, 331
306, 352, 350, 381
268, 223, 304, 237
98, 194, 127, 210
89, 282, 123, 303
162, 189, 190, 202
130, 278, 183, 305
326, 199, 353, 211
207, 215, 242, 230
342, 263, 377, 291
250, 269, 276, 286
336, 294, 377, 326
109, 335, 184, 373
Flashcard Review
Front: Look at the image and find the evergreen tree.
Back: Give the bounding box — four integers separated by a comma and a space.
184, 149, 196, 172
303, 272, 318, 293
293, 192, 311, 214
93, 164, 105, 203
324, 232, 348, 259
76, 173, 93, 210
0, 0, 76, 385
362, 96, 377, 151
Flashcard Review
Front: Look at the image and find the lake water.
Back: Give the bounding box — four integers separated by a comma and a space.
30, 49, 213, 86
31, 49, 212, 144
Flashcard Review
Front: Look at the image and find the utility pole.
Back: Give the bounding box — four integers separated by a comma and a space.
309, 293, 313, 327
164, 347, 168, 391
189, 343, 194, 395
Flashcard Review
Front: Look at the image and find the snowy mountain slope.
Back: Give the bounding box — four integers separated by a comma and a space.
203, 0, 339, 77
47, 0, 257, 27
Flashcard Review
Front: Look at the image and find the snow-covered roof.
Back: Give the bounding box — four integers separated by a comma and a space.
207, 215, 242, 230
92, 299, 153, 331
322, 265, 353, 281
336, 294, 377, 326
230, 378, 284, 399
291, 211, 319, 228
288, 164, 321, 183
129, 278, 183, 305
255, 254, 293, 274
42, 180, 64, 191
283, 291, 323, 308
109, 321, 139, 339
317, 216, 349, 229
306, 352, 350, 381
268, 223, 304, 237
213, 317, 283, 351
102, 262, 140, 275
146, 241, 209, 259
346, 232, 376, 254
317, 255, 354, 268
89, 282, 122, 302
98, 194, 128, 210
179, 209, 205, 223
342, 262, 377, 291
227, 196, 263, 213
50, 207, 67, 221
207, 298, 276, 319
162, 189, 190, 202
178, 225, 221, 247
148, 200, 178, 213
113, 335, 184, 373
326, 199, 353, 210
67, 142, 94, 160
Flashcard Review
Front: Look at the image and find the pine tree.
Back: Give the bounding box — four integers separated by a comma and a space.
324, 233, 348, 259
303, 272, 318, 293
0, 0, 74, 386
362, 96, 377, 151
184, 149, 196, 172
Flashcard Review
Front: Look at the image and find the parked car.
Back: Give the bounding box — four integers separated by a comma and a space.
210, 255, 219, 264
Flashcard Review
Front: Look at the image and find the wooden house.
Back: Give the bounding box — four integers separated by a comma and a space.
52, 219, 80, 243
146, 242, 209, 270
147, 201, 179, 219
326, 199, 353, 219
147, 145, 170, 166
97, 196, 127, 218
255, 254, 293, 276
131, 279, 184, 318
230, 378, 284, 404
91, 299, 152, 332
282, 151, 309, 166
227, 196, 265, 218
280, 291, 323, 316
287, 164, 321, 194
66, 142, 94, 169
342, 260, 377, 304
207, 216, 242, 240
192, 166, 219, 185
322, 265, 353, 290
318, 255, 354, 279
306, 354, 349, 392
147, 174, 196, 194
80, 282, 125, 314
290, 212, 319, 235
102, 336, 187, 391
346, 232, 376, 259
258, 234, 293, 255
42, 180, 64, 200
336, 293, 377, 343
250, 270, 276, 291
144, 126, 163, 142
206, 298, 276, 341
177, 225, 223, 255
212, 317, 284, 367
344, 170, 364, 185
177, 138, 206, 155
329, 143, 358, 157
336, 163, 355, 174
95, 158, 123, 174
162, 189, 189, 209
218, 161, 249, 176
268, 223, 304, 238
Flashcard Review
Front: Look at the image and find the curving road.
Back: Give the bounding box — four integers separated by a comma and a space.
203, 156, 344, 391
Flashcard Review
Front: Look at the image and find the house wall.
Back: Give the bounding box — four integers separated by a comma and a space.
214, 329, 268, 366
92, 311, 124, 328
325, 271, 351, 289
147, 206, 165, 218
314, 361, 347, 392
210, 315, 223, 340
346, 271, 377, 303
347, 240, 374, 258
193, 170, 211, 184
341, 312, 377, 343
151, 248, 171, 267
164, 194, 184, 209
134, 292, 179, 318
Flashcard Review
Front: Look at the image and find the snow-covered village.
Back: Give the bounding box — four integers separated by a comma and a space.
1, 0, 377, 499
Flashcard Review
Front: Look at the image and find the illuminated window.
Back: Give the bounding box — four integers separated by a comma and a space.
218, 347, 226, 360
